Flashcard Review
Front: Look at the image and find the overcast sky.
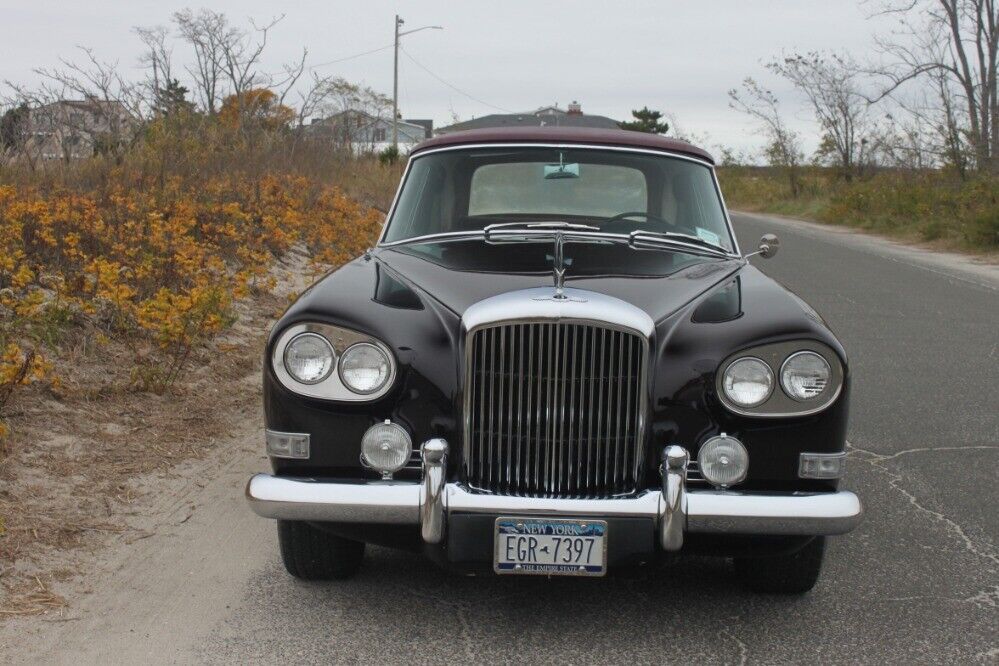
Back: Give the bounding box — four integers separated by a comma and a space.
1, 1, 897, 157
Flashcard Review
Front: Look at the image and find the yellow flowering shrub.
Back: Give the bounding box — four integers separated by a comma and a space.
0, 175, 382, 435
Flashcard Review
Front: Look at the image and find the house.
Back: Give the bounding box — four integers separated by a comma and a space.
25, 99, 134, 161
305, 110, 432, 154
435, 101, 619, 136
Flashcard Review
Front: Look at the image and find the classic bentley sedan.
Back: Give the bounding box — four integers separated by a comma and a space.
247, 127, 863, 593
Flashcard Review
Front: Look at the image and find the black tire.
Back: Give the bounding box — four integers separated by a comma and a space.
277, 520, 365, 581
734, 536, 826, 594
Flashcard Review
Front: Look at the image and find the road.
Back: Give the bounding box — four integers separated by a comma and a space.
4, 212, 998, 664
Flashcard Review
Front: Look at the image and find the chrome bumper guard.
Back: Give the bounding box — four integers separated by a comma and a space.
246, 443, 863, 550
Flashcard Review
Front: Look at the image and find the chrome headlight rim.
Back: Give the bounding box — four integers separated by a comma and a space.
282, 332, 336, 385
698, 433, 749, 488
720, 356, 775, 408
271, 322, 396, 402
780, 350, 832, 402
360, 420, 412, 475
338, 342, 393, 395
716, 341, 844, 418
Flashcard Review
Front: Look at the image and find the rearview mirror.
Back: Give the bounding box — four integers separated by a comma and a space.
757, 234, 780, 259
544, 162, 580, 179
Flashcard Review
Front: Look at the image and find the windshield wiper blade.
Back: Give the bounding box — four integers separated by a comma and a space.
483, 221, 600, 238
628, 230, 732, 257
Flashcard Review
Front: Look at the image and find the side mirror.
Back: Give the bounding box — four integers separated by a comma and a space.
754, 233, 780, 259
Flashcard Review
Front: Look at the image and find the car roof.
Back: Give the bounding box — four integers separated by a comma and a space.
411, 126, 714, 164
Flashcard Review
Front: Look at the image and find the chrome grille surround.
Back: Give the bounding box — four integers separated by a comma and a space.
461, 288, 654, 498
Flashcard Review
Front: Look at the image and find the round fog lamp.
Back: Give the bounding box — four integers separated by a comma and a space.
781, 351, 831, 401
698, 434, 749, 488
722, 357, 774, 408
283, 332, 335, 384
339, 342, 391, 394
361, 421, 411, 476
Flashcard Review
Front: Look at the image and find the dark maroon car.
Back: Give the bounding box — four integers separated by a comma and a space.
246, 127, 862, 592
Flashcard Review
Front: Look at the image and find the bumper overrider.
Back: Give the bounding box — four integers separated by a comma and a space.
246, 441, 863, 552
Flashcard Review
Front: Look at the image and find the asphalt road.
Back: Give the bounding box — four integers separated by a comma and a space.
7, 212, 998, 664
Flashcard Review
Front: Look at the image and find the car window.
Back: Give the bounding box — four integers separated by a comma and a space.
383, 147, 733, 251
468, 162, 647, 218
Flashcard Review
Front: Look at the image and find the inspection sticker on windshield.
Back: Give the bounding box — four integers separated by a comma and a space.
695, 227, 721, 246
494, 517, 607, 576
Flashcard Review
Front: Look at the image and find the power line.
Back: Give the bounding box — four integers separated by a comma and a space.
308, 43, 395, 71
398, 45, 515, 114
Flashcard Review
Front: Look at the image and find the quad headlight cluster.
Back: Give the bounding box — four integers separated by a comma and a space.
717, 342, 843, 417
272, 323, 396, 401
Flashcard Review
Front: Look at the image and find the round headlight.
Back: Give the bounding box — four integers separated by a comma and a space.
780, 351, 831, 401
698, 434, 749, 488
283, 332, 335, 384
361, 421, 411, 475
339, 342, 392, 394
721, 357, 774, 407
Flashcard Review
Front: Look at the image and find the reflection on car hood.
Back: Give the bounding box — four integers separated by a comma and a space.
376, 238, 743, 323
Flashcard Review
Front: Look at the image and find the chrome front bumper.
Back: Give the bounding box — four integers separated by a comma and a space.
247, 443, 863, 550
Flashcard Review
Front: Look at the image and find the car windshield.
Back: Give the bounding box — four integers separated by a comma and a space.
382, 147, 735, 251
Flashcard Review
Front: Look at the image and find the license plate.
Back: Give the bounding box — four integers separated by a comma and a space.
494, 517, 607, 576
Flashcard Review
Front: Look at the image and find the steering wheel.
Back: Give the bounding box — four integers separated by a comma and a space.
599, 211, 672, 234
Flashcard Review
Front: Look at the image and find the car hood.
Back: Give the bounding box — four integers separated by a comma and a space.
375, 238, 744, 323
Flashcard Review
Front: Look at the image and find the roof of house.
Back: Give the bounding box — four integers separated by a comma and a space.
307, 111, 427, 135
436, 111, 620, 134
411, 126, 715, 164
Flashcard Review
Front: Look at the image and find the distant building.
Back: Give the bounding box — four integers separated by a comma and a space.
305, 110, 432, 154
25, 99, 133, 161
435, 101, 619, 136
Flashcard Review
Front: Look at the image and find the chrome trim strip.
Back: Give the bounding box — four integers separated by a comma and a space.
462, 287, 656, 338
411, 141, 717, 166
377, 141, 740, 255
246, 474, 864, 539
445, 484, 664, 519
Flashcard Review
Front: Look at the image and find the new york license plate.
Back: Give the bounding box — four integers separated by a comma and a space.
494, 517, 607, 576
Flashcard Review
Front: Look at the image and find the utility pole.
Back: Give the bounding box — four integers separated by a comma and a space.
393, 15, 401, 150
392, 15, 443, 151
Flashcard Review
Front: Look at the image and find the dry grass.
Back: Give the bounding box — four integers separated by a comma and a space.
0, 113, 403, 615
0, 252, 303, 615
718, 166, 999, 256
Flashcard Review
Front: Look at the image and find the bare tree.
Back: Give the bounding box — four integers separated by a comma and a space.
217, 14, 285, 129
134, 25, 173, 110
172, 9, 231, 115
729, 77, 805, 195
768, 52, 874, 179
869, 0, 998, 173
6, 47, 143, 162
308, 78, 392, 151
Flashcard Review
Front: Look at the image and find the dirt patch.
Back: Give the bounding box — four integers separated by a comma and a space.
0, 250, 315, 616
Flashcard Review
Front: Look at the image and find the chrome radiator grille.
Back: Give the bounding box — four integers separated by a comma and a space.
463, 321, 647, 497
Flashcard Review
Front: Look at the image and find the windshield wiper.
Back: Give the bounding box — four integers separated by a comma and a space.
483, 221, 600, 239
628, 230, 732, 258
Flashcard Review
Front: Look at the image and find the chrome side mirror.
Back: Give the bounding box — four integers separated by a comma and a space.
747, 233, 780, 259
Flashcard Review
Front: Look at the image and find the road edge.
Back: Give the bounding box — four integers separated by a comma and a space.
732, 210, 999, 291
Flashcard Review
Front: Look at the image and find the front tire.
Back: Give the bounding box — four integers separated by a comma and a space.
277, 520, 365, 580
734, 536, 825, 594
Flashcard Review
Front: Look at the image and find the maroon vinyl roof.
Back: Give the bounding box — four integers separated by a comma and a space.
411, 126, 714, 164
